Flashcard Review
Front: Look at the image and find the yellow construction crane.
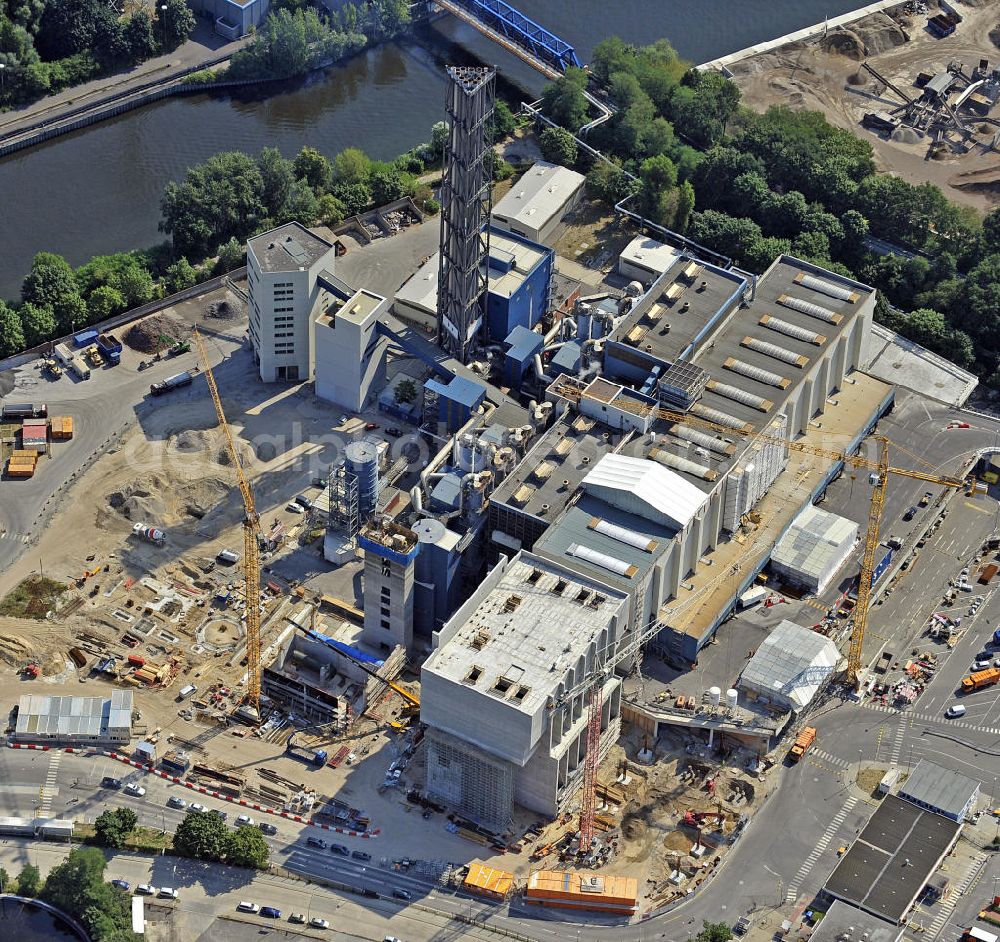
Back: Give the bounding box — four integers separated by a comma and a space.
192, 329, 263, 716
553, 381, 966, 684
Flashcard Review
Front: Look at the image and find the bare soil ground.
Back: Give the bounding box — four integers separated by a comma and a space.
553, 198, 635, 269
731, 0, 1000, 210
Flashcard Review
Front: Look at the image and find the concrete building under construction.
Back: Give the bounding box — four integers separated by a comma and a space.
420, 552, 631, 834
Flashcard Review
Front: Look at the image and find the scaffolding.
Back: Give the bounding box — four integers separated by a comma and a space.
437, 66, 495, 364
329, 465, 360, 537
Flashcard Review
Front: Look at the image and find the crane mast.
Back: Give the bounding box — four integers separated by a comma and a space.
192, 329, 263, 715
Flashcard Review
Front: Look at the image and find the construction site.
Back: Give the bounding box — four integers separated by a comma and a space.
0, 55, 995, 927
730, 0, 1000, 208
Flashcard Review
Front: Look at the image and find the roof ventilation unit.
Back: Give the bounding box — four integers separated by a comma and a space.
777, 294, 843, 325
706, 380, 773, 412
758, 314, 825, 346
567, 543, 638, 578
794, 272, 859, 303
587, 517, 659, 552
689, 403, 751, 433
723, 357, 791, 390
741, 336, 808, 368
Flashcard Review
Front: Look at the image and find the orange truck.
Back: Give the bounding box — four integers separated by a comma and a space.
789, 726, 817, 762
961, 667, 1000, 694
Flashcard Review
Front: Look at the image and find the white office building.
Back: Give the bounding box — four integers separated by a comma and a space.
247, 223, 337, 383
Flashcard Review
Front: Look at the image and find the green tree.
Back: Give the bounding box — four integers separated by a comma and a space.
317, 193, 346, 227
491, 99, 516, 142
16, 863, 41, 896
538, 126, 578, 167
674, 179, 695, 233
94, 807, 138, 849
165, 257, 201, 292
87, 285, 126, 322
214, 237, 246, 273
0, 300, 26, 357
637, 154, 678, 225
293, 146, 333, 192
109, 263, 155, 308
40, 847, 133, 942
173, 808, 229, 860
394, 377, 417, 404
159, 0, 195, 51
259, 146, 296, 219
590, 36, 636, 86
429, 121, 449, 160
18, 302, 56, 347
693, 922, 733, 942
22, 251, 76, 308
667, 70, 739, 146
329, 180, 371, 216
332, 146, 371, 185
540, 66, 590, 130
6, 0, 46, 36
225, 825, 270, 868
369, 166, 406, 206
586, 160, 639, 205
160, 151, 267, 258
124, 8, 158, 61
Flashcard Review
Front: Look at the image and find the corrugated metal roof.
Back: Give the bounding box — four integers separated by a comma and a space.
582, 453, 707, 530
771, 504, 858, 583
898, 759, 979, 818
739, 620, 841, 710
14, 690, 132, 740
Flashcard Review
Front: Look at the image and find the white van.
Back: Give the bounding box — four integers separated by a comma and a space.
177, 684, 197, 701
237, 901, 260, 914
217, 548, 240, 564
945, 705, 966, 718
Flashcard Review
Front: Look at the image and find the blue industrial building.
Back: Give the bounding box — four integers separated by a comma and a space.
485, 230, 554, 341
503, 324, 544, 389
423, 374, 487, 433
412, 518, 462, 636
394, 227, 553, 347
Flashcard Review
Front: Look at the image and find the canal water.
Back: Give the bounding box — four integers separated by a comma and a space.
0, 898, 82, 942
0, 0, 872, 300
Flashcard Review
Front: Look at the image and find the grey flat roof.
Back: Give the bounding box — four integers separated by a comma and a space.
490, 414, 637, 522
606, 256, 874, 493
423, 552, 630, 713
823, 795, 961, 923
249, 223, 333, 273
898, 759, 979, 818
808, 901, 904, 942
491, 161, 585, 231
534, 497, 675, 592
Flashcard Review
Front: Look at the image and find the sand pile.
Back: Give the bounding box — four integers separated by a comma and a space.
169, 428, 255, 467
820, 14, 907, 59
0, 625, 65, 674
108, 473, 229, 524
124, 313, 187, 353
892, 126, 922, 145
207, 298, 242, 320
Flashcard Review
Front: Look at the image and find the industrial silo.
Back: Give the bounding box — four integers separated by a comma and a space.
344, 440, 381, 522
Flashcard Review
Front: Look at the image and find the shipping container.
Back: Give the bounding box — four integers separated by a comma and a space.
97, 333, 123, 365
177, 684, 197, 701
68, 647, 87, 668
73, 328, 99, 348
70, 356, 91, 380
161, 750, 191, 773
980, 564, 998, 585
127, 654, 146, 668
50, 416, 73, 439
53, 343, 74, 366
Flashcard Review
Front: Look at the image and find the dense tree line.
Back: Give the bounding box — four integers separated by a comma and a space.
0, 0, 193, 106
540, 36, 1000, 382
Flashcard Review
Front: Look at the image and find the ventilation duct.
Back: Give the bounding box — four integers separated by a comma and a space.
671, 425, 735, 455
689, 403, 750, 432
567, 543, 638, 578
794, 272, 859, 303
649, 447, 719, 482
706, 380, 772, 412
588, 517, 658, 552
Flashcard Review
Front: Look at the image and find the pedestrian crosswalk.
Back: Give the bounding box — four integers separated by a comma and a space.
924, 853, 988, 940
863, 701, 1000, 736
810, 748, 850, 770
888, 718, 907, 766
39, 751, 61, 816
784, 794, 858, 903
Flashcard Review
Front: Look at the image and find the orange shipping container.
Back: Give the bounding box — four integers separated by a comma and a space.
50, 416, 73, 439
463, 862, 515, 900
11, 450, 38, 459
526, 870, 638, 915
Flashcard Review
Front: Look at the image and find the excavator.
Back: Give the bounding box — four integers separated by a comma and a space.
681, 809, 725, 829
